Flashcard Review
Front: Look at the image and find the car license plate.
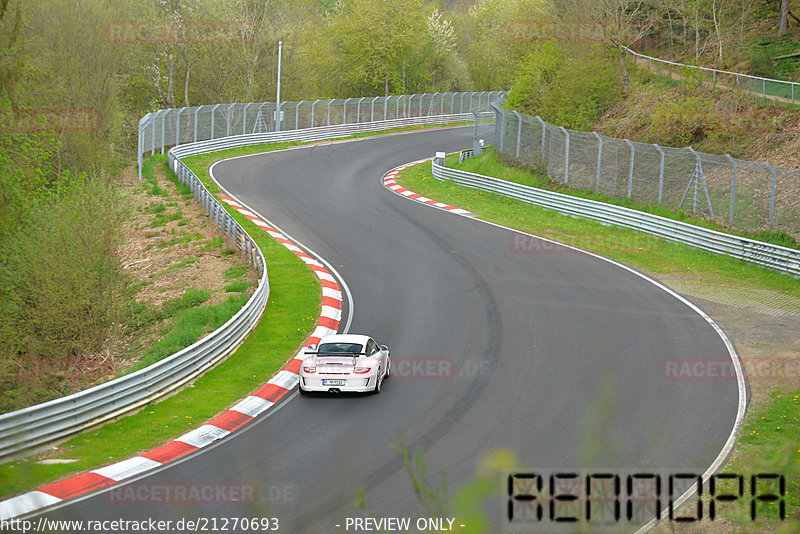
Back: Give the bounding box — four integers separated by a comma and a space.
323, 379, 346, 386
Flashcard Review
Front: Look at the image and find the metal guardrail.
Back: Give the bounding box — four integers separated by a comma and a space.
0, 158, 270, 464
432, 159, 800, 278
170, 113, 496, 161
623, 46, 799, 104
492, 104, 800, 238
0, 95, 506, 463
139, 91, 506, 179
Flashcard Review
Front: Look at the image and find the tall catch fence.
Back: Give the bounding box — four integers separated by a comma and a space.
493, 106, 800, 238
138, 91, 502, 176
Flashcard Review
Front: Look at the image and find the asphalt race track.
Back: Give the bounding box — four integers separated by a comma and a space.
30, 126, 742, 533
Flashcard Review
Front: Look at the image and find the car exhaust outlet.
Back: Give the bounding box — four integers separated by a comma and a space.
328, 388, 341, 393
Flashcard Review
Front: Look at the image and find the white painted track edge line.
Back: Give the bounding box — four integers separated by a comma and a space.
382, 161, 748, 534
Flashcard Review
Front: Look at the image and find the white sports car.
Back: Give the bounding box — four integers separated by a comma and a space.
299, 334, 391, 394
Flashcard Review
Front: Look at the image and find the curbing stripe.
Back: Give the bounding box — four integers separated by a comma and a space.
0, 166, 347, 522
92, 457, 162, 482
230, 396, 274, 418
38, 473, 115, 500
174, 425, 230, 448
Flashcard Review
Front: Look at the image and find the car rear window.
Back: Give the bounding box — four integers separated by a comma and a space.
317, 343, 363, 355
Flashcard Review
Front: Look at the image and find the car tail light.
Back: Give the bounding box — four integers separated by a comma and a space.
353, 366, 371, 374
303, 365, 316, 373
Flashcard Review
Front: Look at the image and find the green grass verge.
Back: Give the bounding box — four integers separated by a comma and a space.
0, 155, 321, 498
453, 148, 799, 250
396, 158, 800, 527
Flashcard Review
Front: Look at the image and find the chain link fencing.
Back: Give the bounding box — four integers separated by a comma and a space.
624, 47, 799, 105
493, 106, 800, 238
138, 91, 502, 175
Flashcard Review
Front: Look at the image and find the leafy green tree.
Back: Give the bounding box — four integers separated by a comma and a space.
326, 0, 430, 96
506, 41, 621, 130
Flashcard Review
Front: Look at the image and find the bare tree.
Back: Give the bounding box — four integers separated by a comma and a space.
554, 0, 658, 95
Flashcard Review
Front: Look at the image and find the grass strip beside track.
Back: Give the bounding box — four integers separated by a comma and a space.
451, 148, 799, 250
0, 154, 320, 498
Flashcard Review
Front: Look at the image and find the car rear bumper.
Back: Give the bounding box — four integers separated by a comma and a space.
299, 375, 375, 393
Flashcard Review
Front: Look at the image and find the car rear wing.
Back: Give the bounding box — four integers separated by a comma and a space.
304, 351, 367, 357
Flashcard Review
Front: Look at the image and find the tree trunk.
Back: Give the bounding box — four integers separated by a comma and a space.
779, 0, 789, 35
618, 44, 629, 96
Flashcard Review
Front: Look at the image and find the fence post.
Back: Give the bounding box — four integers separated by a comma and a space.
460, 93, 465, 114
536, 116, 546, 165
138, 124, 144, 180
793, 83, 795, 105
559, 126, 570, 184
384, 97, 389, 120
419, 93, 424, 116
357, 97, 365, 123
654, 144, 665, 205
311, 99, 318, 128
211, 104, 220, 139
175, 108, 182, 147
625, 139, 635, 199
243, 103, 251, 135
327, 99, 333, 126
194, 107, 199, 142
343, 98, 351, 124
512, 110, 522, 159
226, 103, 234, 137
725, 154, 737, 227
451, 92, 456, 114
160, 110, 166, 154
764, 162, 777, 229
151, 111, 158, 155
763, 78, 766, 101
371, 96, 379, 122
593, 132, 603, 192
295, 101, 303, 130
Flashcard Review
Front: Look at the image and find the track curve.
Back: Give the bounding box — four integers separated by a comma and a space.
29, 126, 742, 532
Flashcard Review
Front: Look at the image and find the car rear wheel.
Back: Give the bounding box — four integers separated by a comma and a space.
373, 371, 382, 394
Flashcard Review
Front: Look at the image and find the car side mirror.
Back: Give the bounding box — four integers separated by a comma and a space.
381, 345, 389, 352
306, 344, 317, 354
